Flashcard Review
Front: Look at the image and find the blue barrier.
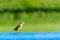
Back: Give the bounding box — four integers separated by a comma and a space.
0, 32, 60, 40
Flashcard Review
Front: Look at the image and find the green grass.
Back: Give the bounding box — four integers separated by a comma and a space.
0, 0, 60, 32
0, 23, 60, 32
0, 12, 60, 32
0, 0, 60, 9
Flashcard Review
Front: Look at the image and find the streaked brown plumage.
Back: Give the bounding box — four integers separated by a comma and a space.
14, 22, 24, 31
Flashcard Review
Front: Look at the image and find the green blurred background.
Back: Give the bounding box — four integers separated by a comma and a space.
0, 0, 60, 32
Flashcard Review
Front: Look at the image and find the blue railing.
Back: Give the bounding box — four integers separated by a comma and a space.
0, 32, 60, 40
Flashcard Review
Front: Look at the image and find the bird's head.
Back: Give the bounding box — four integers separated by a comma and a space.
20, 21, 24, 25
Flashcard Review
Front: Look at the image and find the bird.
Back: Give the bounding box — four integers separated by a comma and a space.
13, 21, 24, 31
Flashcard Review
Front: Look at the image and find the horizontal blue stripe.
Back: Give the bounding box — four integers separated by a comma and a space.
0, 32, 60, 40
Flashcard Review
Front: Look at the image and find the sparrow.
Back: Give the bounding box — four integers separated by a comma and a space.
13, 21, 24, 31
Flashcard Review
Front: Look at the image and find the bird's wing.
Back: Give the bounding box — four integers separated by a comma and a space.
13, 25, 20, 31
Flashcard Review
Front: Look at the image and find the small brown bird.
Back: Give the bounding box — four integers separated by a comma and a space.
13, 21, 24, 31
